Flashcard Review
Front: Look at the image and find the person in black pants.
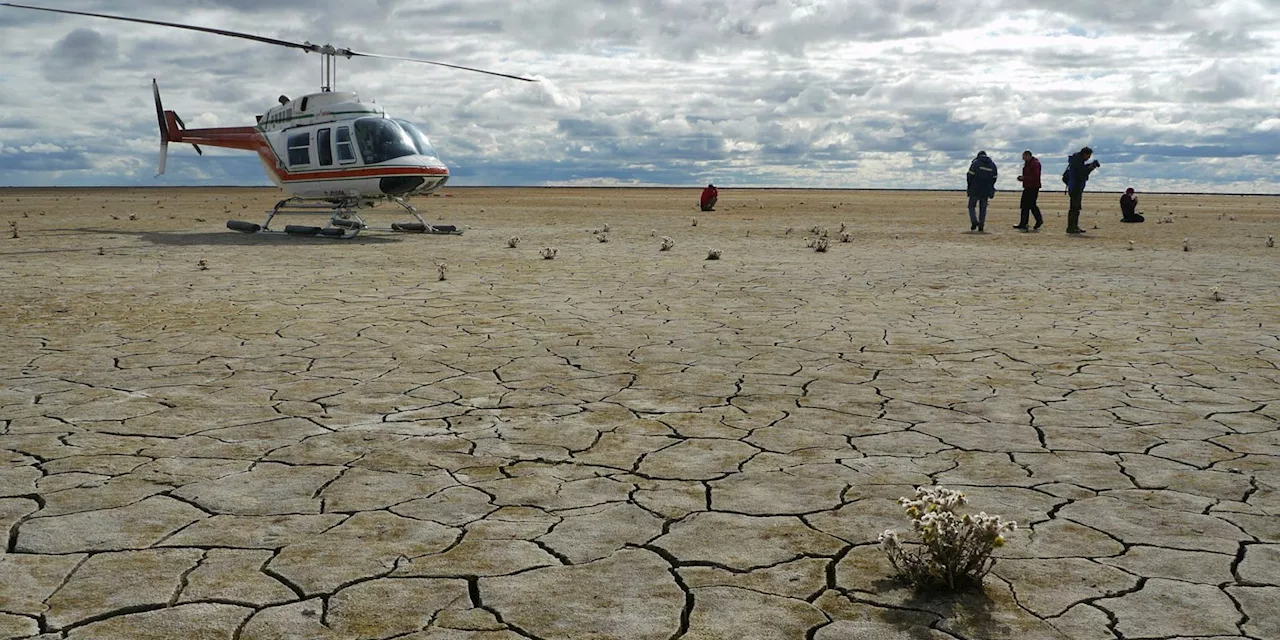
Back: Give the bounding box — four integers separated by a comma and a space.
1065, 146, 1100, 234
1014, 150, 1042, 231
966, 151, 998, 232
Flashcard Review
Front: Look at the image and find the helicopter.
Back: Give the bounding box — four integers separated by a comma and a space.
1, 3, 537, 238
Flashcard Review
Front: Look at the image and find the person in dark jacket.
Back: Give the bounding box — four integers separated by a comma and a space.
966, 151, 997, 232
1014, 150, 1043, 231
1065, 146, 1100, 234
700, 184, 718, 211
1120, 188, 1143, 222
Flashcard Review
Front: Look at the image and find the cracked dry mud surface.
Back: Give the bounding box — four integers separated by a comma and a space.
1, 187, 1278, 639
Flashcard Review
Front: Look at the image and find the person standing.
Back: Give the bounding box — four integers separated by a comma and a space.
1013, 150, 1042, 231
1120, 188, 1144, 222
699, 184, 719, 212
966, 151, 998, 232
1065, 146, 1100, 234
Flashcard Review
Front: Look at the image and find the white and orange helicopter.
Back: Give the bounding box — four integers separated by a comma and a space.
2, 3, 536, 238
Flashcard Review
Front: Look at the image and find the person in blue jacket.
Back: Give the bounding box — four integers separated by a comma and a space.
1065, 146, 1101, 234
966, 151, 998, 232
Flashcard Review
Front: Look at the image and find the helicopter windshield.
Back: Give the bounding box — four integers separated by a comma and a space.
394, 120, 440, 159
354, 118, 418, 164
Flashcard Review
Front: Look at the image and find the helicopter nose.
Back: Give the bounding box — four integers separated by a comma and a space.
379, 176, 426, 195
379, 157, 449, 196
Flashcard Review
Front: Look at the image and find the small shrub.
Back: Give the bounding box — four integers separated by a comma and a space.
840, 232, 853, 243
540, 247, 558, 260
1183, 238, 1191, 252
706, 248, 721, 260
814, 237, 830, 252
596, 232, 610, 243
1267, 235, 1274, 248
660, 237, 675, 251
879, 486, 1015, 591
437, 262, 447, 281
507, 236, 520, 248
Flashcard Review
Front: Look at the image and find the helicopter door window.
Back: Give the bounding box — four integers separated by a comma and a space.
317, 128, 333, 167
335, 126, 356, 164
287, 132, 311, 166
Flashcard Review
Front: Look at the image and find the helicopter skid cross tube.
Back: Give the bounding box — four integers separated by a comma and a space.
226, 196, 461, 239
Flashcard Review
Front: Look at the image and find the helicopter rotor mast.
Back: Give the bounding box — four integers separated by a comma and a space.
0, 2, 536, 91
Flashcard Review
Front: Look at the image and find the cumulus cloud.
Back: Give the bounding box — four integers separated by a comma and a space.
41, 27, 117, 82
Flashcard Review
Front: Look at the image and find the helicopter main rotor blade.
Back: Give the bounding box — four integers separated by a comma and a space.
0, 2, 312, 51
344, 50, 537, 82
3, 2, 537, 82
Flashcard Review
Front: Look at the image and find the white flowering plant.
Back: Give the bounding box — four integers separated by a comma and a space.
879, 486, 1015, 591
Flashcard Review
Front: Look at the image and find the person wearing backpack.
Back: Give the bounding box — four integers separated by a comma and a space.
1014, 150, 1043, 231
966, 151, 998, 232
1065, 146, 1101, 234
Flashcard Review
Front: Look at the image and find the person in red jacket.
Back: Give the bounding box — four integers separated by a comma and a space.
1013, 150, 1043, 231
700, 184, 718, 211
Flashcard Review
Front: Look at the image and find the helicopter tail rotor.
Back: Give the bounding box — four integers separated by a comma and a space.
153, 79, 204, 176
153, 79, 169, 176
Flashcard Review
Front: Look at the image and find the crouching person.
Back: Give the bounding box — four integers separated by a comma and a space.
1120, 188, 1144, 223
700, 184, 719, 212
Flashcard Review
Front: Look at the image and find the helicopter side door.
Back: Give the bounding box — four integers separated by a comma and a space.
316, 128, 333, 167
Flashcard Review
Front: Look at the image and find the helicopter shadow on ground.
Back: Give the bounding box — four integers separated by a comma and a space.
65, 227, 406, 246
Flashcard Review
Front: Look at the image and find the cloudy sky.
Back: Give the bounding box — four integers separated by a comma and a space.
1, 0, 1277, 192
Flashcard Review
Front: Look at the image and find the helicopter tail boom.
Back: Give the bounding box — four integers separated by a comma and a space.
164, 118, 262, 152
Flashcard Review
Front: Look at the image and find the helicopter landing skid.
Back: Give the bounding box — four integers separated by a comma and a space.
225, 197, 462, 238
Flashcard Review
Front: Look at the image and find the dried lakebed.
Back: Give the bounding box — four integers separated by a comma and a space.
1, 187, 1278, 639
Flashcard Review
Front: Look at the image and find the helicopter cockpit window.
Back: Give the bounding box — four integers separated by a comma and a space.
287, 132, 310, 166
354, 118, 417, 165
335, 126, 356, 164
394, 120, 440, 159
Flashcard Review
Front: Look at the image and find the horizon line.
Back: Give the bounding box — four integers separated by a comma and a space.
2, 185, 1278, 197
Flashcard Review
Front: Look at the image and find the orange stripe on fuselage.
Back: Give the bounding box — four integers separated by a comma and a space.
277, 166, 449, 182
167, 117, 448, 183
